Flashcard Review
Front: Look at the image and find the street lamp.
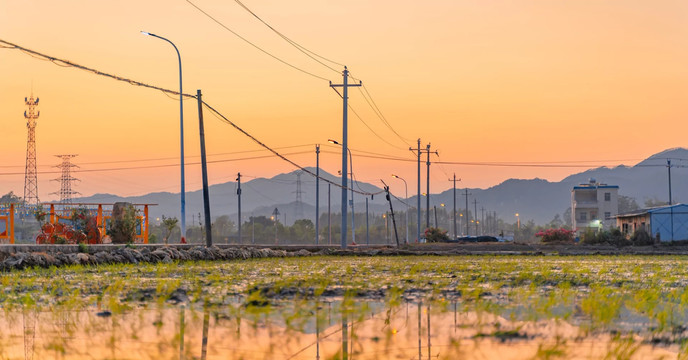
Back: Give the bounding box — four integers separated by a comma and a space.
141, 31, 186, 243
272, 207, 280, 244
328, 139, 356, 245
391, 174, 409, 244
515, 213, 520, 229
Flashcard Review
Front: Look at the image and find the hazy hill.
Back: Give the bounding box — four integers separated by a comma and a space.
76, 148, 688, 226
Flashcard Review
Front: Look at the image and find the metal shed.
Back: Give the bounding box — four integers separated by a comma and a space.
616, 204, 688, 241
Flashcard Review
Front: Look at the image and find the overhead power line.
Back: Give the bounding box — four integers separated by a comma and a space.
184, 0, 332, 82
232, 0, 345, 71
188, 1, 412, 150
0, 39, 195, 99
330, 87, 407, 151
356, 84, 412, 147
202, 100, 383, 196
0, 38, 382, 196
0, 151, 313, 176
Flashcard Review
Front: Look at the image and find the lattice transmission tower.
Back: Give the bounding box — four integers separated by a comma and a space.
294, 171, 304, 219
23, 94, 40, 207
52, 155, 80, 203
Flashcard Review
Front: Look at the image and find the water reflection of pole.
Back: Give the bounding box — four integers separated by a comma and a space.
427, 305, 431, 360
417, 302, 422, 360
453, 301, 457, 334
316, 304, 321, 360
201, 307, 209, 360
179, 305, 185, 360
342, 311, 349, 360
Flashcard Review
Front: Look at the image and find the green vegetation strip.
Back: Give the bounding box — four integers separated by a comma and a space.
4, 255, 688, 343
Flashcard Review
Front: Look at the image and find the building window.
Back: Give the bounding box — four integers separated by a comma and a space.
604, 192, 611, 201
580, 212, 587, 221
640, 222, 646, 230
622, 223, 629, 233
605, 212, 611, 220
591, 212, 598, 220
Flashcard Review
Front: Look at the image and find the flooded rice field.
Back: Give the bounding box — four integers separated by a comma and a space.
2, 255, 688, 359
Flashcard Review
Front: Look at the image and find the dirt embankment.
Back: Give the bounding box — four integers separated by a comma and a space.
0, 242, 687, 270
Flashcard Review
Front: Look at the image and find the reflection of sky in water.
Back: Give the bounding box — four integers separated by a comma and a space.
7, 300, 679, 360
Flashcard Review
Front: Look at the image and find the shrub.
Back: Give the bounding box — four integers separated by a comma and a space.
631, 229, 654, 246
108, 203, 140, 244
581, 228, 629, 246
535, 228, 575, 243
424, 227, 449, 243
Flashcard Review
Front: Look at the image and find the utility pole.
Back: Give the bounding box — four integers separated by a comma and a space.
473, 199, 479, 236
424, 144, 438, 229
668, 159, 674, 241
668, 159, 673, 205
481, 207, 485, 236
411, 141, 437, 235
237, 172, 242, 244
433, 205, 438, 228
196, 90, 212, 247
382, 181, 400, 247
327, 183, 331, 245
462, 189, 471, 236
315, 145, 320, 245
410, 139, 422, 242
365, 197, 369, 245
449, 174, 460, 238
330, 66, 361, 249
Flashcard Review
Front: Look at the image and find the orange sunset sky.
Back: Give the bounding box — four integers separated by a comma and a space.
1, 0, 688, 202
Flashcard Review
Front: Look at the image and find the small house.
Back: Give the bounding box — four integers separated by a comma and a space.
615, 204, 688, 241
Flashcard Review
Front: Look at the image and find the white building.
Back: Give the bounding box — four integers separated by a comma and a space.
571, 179, 619, 234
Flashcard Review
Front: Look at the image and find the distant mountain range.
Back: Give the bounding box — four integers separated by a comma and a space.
76, 148, 688, 226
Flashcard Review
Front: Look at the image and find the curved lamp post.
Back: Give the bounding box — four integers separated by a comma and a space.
141, 31, 186, 242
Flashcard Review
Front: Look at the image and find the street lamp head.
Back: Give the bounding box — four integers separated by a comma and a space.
391, 174, 399, 178
140, 31, 151, 36
328, 139, 340, 145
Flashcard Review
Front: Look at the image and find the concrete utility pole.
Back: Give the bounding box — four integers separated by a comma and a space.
392, 174, 409, 244
425, 144, 437, 229
463, 189, 471, 236
411, 141, 438, 237
668, 159, 674, 241
449, 174, 460, 238
328, 183, 331, 245
315, 145, 320, 245
330, 67, 361, 249
196, 90, 212, 247
365, 197, 369, 245
410, 139, 422, 242
473, 199, 479, 236
237, 172, 242, 244
668, 159, 673, 205
481, 207, 485, 236
382, 181, 400, 247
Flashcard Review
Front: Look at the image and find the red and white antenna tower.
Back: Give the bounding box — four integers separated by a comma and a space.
23, 94, 40, 207
52, 155, 80, 203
